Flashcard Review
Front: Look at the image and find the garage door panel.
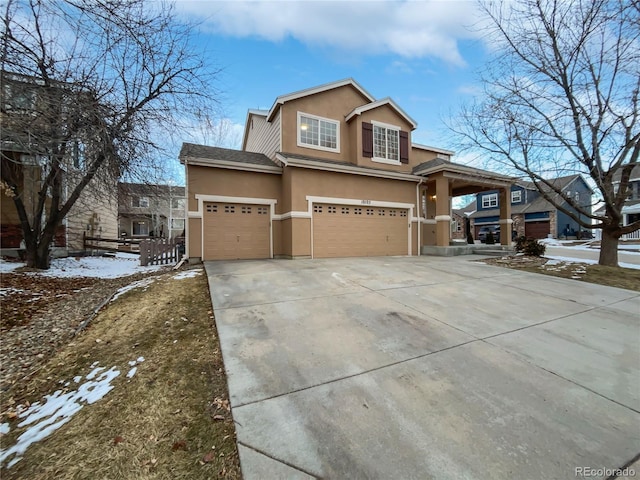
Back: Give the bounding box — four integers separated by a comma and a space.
313, 204, 408, 258
203, 202, 270, 260
525, 221, 550, 239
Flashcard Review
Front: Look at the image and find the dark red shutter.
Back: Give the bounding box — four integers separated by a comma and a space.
400, 131, 409, 164
362, 122, 373, 158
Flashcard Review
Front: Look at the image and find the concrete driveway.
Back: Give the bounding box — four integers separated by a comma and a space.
205, 256, 640, 479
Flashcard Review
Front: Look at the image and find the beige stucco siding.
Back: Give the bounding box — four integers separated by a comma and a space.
288, 167, 417, 211
186, 165, 282, 259
187, 166, 282, 213
244, 110, 281, 161
411, 147, 443, 165
280, 85, 371, 162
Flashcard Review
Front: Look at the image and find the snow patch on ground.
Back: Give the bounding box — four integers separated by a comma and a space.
1, 253, 164, 278
0, 287, 25, 297
0, 259, 23, 274
545, 255, 640, 270
172, 269, 202, 280
0, 364, 120, 468
0, 356, 146, 468
111, 277, 157, 302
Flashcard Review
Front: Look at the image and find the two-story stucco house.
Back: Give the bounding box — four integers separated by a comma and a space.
180, 79, 516, 261
118, 182, 186, 240
470, 175, 594, 241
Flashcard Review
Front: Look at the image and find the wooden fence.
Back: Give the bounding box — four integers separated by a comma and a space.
84, 234, 141, 254
139, 237, 183, 266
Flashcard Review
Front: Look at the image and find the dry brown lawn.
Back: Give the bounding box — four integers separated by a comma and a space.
481, 255, 640, 292
0, 268, 241, 479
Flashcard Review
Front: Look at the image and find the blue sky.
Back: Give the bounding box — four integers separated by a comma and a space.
175, 0, 490, 155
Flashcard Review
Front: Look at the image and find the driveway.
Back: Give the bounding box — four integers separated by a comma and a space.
205, 256, 640, 479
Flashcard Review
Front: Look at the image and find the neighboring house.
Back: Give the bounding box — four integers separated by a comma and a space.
0, 71, 117, 256
594, 164, 640, 240
470, 175, 594, 240
118, 182, 186, 240
180, 78, 515, 261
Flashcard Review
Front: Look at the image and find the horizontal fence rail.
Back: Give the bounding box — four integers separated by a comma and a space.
83, 234, 141, 254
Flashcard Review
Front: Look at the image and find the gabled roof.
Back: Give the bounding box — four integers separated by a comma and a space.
179, 143, 281, 174
412, 143, 455, 156
266, 78, 375, 121
412, 158, 514, 183
345, 97, 417, 129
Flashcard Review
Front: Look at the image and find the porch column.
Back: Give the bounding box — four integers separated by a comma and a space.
499, 187, 512, 246
435, 174, 451, 247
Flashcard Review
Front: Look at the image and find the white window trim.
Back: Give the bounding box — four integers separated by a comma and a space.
511, 190, 522, 203
371, 120, 401, 165
482, 193, 498, 208
297, 111, 340, 154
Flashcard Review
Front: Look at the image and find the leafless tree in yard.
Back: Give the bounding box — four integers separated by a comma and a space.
451, 0, 639, 266
0, 0, 220, 268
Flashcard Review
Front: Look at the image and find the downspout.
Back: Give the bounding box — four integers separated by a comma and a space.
416, 177, 424, 256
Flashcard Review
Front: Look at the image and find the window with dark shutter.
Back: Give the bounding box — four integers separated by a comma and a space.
362, 122, 373, 158
400, 131, 409, 164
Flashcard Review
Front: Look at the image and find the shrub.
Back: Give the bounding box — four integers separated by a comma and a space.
524, 239, 546, 256
514, 235, 528, 253
514, 236, 546, 256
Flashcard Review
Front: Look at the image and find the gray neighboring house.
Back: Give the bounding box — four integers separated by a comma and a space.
470, 175, 594, 241
118, 182, 186, 240
595, 164, 640, 241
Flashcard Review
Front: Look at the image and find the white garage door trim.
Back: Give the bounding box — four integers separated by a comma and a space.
306, 195, 414, 258
193, 194, 278, 259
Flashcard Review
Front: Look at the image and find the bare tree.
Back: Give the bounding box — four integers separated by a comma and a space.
1, 0, 219, 268
451, 0, 639, 266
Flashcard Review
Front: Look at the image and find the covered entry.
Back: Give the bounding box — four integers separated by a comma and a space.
312, 203, 409, 258
203, 202, 270, 260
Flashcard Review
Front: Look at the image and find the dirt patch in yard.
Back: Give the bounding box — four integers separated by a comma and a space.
0, 269, 241, 479
480, 255, 640, 292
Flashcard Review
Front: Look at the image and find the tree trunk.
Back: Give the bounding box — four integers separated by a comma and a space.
599, 227, 620, 267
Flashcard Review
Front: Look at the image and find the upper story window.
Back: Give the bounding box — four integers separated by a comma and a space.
482, 193, 498, 209
511, 190, 522, 203
372, 121, 400, 164
297, 112, 339, 153
171, 198, 185, 209
132, 196, 149, 208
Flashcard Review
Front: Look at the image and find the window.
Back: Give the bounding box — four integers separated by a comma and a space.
171, 198, 185, 209
3, 82, 36, 112
257, 206, 268, 215
373, 122, 400, 163
206, 204, 217, 213
297, 112, 339, 152
482, 193, 498, 208
132, 196, 149, 208
224, 205, 235, 213
132, 220, 149, 236
241, 206, 252, 214
171, 218, 184, 229
511, 190, 522, 203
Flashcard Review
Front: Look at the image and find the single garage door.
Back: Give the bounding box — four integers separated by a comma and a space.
525, 220, 550, 239
313, 204, 408, 258
203, 202, 270, 260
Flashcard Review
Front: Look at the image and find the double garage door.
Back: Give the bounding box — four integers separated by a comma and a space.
203, 202, 270, 260
202, 201, 410, 260
313, 203, 409, 258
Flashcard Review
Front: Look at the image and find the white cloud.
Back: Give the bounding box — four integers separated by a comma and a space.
176, 0, 482, 66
